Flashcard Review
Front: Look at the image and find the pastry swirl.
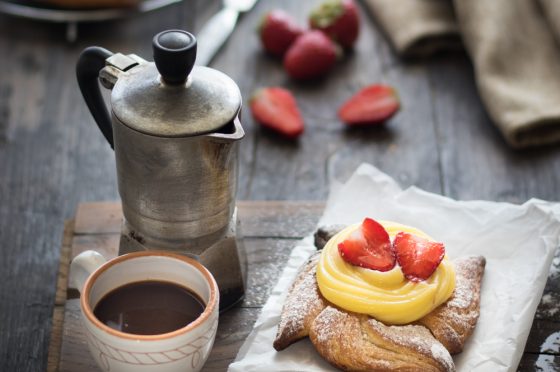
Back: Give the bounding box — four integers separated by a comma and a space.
274, 248, 485, 371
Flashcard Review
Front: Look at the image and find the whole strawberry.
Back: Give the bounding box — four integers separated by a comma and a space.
259, 10, 304, 58
283, 30, 338, 80
309, 0, 360, 49
250, 87, 305, 138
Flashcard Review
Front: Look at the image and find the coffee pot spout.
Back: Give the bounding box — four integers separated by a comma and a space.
206, 116, 245, 143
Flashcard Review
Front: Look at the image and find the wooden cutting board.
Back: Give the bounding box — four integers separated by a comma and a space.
46, 201, 324, 372
46, 201, 560, 371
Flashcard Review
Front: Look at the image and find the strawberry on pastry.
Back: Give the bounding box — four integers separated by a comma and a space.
338, 84, 400, 126
283, 30, 338, 81
338, 218, 396, 271
259, 10, 304, 58
249, 87, 304, 138
394, 232, 445, 282
309, 0, 360, 49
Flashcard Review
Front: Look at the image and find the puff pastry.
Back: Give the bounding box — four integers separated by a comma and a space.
417, 256, 485, 354
273, 252, 485, 371
273, 253, 326, 351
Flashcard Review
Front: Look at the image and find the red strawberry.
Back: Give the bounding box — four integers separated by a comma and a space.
309, 0, 360, 49
338, 84, 400, 126
259, 10, 304, 58
394, 232, 445, 282
249, 87, 304, 138
338, 218, 395, 271
283, 30, 338, 80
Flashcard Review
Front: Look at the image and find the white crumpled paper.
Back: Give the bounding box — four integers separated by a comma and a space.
228, 164, 560, 372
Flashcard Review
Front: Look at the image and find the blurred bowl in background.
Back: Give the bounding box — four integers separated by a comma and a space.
32, 0, 141, 9
0, 0, 182, 41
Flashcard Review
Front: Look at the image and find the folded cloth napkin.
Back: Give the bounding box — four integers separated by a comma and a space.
364, 0, 460, 56
365, 0, 560, 148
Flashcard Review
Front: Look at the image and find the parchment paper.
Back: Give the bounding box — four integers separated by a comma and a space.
228, 164, 560, 371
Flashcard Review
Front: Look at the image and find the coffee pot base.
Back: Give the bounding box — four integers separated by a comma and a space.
119, 208, 247, 312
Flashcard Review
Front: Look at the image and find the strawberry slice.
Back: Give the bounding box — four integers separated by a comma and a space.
249, 87, 304, 138
338, 84, 400, 126
393, 232, 445, 282
338, 218, 395, 271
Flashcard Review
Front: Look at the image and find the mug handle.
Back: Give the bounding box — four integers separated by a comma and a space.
70, 251, 107, 293
76, 47, 115, 148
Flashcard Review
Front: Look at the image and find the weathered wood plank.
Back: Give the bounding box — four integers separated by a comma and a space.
524, 319, 560, 355
73, 201, 325, 238
47, 220, 74, 372
47, 306, 66, 372
518, 353, 560, 372
242, 238, 300, 307
0, 208, 64, 370
238, 201, 325, 238
74, 202, 122, 235
536, 248, 560, 322
59, 300, 90, 372
203, 307, 262, 372
214, 0, 444, 200
427, 53, 560, 204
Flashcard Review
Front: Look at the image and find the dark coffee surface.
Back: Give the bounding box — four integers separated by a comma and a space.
93, 280, 205, 335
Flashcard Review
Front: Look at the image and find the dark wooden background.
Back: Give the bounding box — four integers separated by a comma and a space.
1, 0, 559, 371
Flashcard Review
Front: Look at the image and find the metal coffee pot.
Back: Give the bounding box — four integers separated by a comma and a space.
76, 30, 246, 310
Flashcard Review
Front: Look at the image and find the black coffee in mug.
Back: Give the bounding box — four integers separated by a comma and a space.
93, 280, 205, 335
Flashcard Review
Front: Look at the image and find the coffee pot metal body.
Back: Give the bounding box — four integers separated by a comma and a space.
76, 30, 246, 310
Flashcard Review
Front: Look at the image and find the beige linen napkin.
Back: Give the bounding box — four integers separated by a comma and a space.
365, 0, 560, 148
541, 0, 560, 40
364, 0, 460, 56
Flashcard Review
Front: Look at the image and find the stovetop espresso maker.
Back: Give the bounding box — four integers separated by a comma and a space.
76, 30, 246, 310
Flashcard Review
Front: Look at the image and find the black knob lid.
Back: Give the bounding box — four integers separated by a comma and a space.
153, 30, 197, 84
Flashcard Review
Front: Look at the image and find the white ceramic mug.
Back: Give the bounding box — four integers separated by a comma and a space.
70, 251, 219, 372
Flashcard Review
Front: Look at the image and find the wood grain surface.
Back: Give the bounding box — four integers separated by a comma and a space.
53, 201, 322, 372
1, 0, 560, 371
47, 202, 560, 372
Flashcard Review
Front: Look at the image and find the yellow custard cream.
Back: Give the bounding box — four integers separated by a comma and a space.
316, 221, 456, 325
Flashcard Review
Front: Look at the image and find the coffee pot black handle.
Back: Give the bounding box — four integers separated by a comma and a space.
76, 47, 115, 148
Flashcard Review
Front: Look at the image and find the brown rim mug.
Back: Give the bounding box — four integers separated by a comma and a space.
69, 250, 220, 372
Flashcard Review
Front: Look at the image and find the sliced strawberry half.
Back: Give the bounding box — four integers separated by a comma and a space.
249, 87, 304, 138
338, 218, 395, 271
338, 84, 400, 126
393, 232, 445, 282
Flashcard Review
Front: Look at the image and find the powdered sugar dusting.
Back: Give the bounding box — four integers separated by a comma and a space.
418, 256, 485, 354
431, 343, 455, 371
310, 305, 455, 371
274, 253, 326, 349
367, 318, 455, 371
313, 306, 348, 345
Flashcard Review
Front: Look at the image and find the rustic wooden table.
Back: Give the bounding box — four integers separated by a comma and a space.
1, 0, 559, 371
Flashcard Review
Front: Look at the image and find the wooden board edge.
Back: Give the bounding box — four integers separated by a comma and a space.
47, 219, 75, 372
